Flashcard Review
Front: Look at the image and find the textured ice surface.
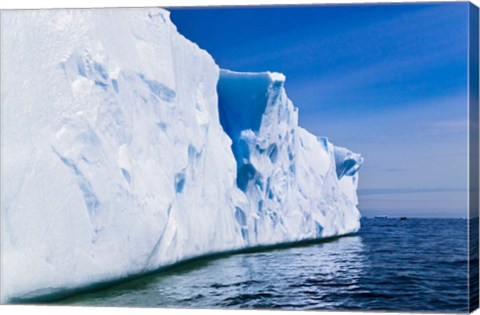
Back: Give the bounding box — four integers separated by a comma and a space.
218, 70, 361, 244
0, 8, 362, 302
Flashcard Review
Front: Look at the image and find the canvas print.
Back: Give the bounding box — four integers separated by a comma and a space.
0, 1, 479, 313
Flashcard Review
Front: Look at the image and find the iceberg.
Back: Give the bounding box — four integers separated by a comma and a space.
0, 8, 362, 303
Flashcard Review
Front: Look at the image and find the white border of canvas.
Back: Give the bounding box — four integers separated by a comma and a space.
0, 1, 478, 315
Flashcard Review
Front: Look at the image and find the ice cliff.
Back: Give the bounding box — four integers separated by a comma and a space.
0, 8, 362, 303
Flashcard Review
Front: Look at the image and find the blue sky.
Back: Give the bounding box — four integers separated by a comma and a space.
170, 3, 470, 218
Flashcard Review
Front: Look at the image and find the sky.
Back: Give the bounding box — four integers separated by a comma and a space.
170, 3, 470, 218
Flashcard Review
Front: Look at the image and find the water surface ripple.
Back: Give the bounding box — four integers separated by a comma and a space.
60, 218, 468, 312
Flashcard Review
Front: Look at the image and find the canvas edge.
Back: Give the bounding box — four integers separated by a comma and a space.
468, 2, 480, 313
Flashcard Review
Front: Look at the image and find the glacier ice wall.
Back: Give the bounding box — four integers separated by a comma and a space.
0, 8, 362, 302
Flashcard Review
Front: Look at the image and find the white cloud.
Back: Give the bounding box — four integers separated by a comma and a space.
422, 119, 468, 136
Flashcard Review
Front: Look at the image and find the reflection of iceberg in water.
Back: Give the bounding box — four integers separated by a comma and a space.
60, 220, 469, 311
308, 236, 366, 284
62, 237, 367, 309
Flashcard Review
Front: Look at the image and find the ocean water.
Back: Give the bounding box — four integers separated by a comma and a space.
58, 218, 469, 312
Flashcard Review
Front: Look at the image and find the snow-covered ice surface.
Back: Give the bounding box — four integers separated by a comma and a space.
0, 8, 362, 303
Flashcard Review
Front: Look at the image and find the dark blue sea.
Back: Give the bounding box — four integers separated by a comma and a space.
58, 218, 469, 312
